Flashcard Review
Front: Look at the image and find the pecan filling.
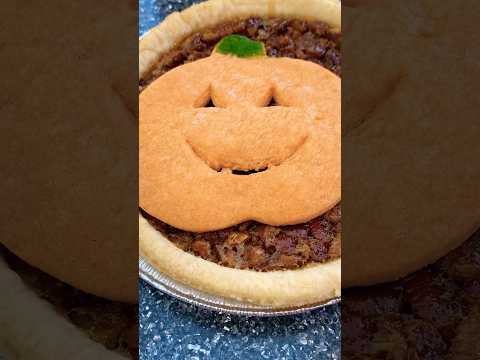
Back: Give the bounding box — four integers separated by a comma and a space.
142, 205, 341, 271
140, 17, 341, 271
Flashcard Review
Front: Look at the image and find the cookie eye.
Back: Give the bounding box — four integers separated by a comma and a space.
204, 98, 215, 107
266, 97, 278, 107
266, 94, 287, 107
194, 92, 217, 108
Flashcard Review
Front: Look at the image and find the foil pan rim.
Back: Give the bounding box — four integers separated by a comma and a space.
139, 257, 340, 317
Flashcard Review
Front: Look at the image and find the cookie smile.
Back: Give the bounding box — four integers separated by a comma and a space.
183, 106, 311, 173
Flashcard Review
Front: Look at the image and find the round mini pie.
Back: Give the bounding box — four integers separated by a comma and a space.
139, 0, 341, 307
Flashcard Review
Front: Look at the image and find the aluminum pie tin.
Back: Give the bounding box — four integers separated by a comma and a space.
139, 257, 340, 316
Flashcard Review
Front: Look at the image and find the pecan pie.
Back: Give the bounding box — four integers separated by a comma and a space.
139, 0, 341, 307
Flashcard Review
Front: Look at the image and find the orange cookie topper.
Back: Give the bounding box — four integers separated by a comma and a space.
140, 43, 340, 232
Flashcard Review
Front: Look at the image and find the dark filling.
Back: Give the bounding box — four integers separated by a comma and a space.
142, 205, 340, 271
140, 17, 341, 271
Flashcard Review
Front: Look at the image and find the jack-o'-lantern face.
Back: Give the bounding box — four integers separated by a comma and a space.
140, 51, 340, 232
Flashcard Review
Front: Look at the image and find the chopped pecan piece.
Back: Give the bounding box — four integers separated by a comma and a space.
325, 205, 341, 223
245, 246, 267, 268
191, 239, 212, 259
309, 217, 333, 241
329, 233, 341, 258
226, 232, 249, 245
259, 225, 281, 247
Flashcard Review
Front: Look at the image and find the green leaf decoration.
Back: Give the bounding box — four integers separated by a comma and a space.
214, 35, 266, 58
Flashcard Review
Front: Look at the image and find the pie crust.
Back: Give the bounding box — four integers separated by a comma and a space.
139, 0, 341, 307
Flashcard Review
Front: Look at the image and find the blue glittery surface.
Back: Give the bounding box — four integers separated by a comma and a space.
140, 282, 340, 360
139, 0, 206, 36
139, 1, 341, 359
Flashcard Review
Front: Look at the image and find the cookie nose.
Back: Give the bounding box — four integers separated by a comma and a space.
182, 107, 314, 172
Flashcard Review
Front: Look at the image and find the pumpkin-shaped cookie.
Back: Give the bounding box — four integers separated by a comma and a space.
140, 51, 340, 232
